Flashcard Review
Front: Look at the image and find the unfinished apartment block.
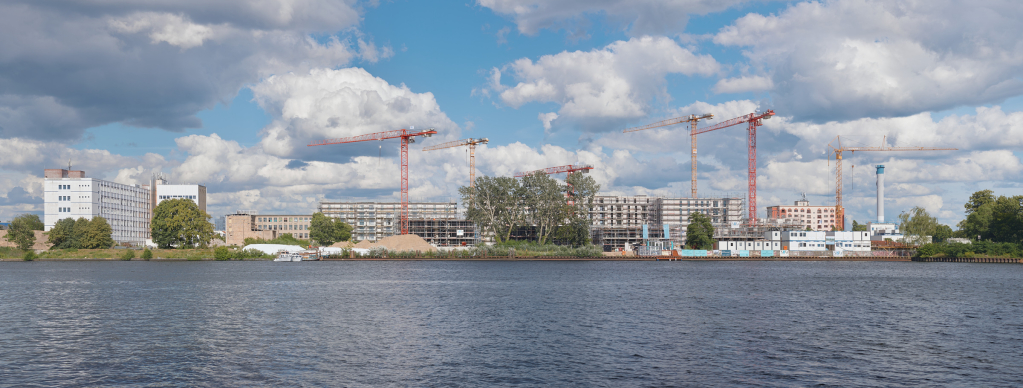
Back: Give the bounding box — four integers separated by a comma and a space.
318, 200, 474, 246
587, 195, 745, 250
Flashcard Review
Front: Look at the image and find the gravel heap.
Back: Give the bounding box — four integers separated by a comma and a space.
353, 234, 437, 252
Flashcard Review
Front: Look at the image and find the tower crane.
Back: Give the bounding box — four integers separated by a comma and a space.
624, 113, 713, 198
514, 164, 594, 204
697, 110, 775, 224
308, 127, 437, 235
827, 136, 956, 230
422, 138, 489, 189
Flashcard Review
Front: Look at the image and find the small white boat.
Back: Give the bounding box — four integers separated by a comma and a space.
274, 251, 302, 262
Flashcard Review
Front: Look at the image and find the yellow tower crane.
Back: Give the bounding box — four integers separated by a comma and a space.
625, 113, 714, 198
827, 136, 956, 230
422, 138, 489, 188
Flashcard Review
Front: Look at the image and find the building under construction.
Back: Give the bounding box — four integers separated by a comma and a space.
587, 194, 746, 250
318, 200, 475, 246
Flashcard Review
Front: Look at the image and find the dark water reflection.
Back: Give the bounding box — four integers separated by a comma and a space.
1, 261, 1021, 386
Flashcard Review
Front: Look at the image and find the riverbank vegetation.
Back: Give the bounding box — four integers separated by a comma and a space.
460, 171, 601, 247
0, 247, 273, 260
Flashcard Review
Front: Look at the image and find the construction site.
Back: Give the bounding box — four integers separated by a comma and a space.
248, 108, 958, 254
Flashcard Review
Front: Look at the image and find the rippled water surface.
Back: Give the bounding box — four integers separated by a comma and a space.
1, 261, 1022, 387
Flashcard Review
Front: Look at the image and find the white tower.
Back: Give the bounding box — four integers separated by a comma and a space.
876, 165, 885, 223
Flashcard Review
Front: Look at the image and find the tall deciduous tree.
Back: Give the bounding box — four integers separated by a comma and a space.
686, 212, 714, 249
521, 171, 570, 245
989, 195, 1023, 244
309, 212, 352, 246
460, 176, 523, 243
47, 218, 76, 249
4, 214, 38, 250
151, 198, 217, 248
899, 206, 939, 245
80, 216, 115, 249
851, 220, 868, 231
964, 190, 996, 215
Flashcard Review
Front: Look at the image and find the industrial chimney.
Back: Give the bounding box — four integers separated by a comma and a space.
876, 165, 885, 223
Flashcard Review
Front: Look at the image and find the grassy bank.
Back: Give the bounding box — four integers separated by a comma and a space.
0, 247, 274, 261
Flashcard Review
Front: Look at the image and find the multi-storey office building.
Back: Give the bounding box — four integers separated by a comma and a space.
318, 201, 470, 246
587, 195, 745, 250
224, 212, 312, 246
43, 168, 151, 246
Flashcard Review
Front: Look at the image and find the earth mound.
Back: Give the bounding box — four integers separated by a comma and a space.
370, 234, 437, 252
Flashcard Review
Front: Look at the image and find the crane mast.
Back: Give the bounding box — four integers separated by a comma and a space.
827, 136, 956, 230
697, 110, 775, 225
625, 113, 713, 198
309, 128, 437, 235
422, 138, 489, 189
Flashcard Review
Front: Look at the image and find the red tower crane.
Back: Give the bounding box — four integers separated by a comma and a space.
624, 113, 713, 198
697, 109, 775, 224
514, 164, 594, 204
308, 128, 437, 235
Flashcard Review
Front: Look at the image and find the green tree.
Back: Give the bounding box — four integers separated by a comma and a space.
141, 247, 153, 260
898, 207, 940, 245
80, 216, 115, 249
932, 224, 954, 243
4, 214, 39, 250
965, 190, 996, 215
460, 175, 523, 244
851, 220, 868, 231
20, 214, 44, 231
47, 218, 76, 249
309, 212, 352, 246
71, 217, 90, 248
521, 171, 571, 244
959, 202, 994, 241
151, 199, 218, 248
989, 195, 1023, 244
686, 212, 715, 249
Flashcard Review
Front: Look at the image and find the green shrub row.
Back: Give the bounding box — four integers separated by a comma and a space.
916, 241, 1023, 258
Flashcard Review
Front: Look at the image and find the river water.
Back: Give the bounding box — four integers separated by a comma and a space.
1, 261, 1021, 387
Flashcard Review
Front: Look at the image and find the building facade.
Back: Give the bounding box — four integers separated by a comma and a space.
144, 176, 207, 214
224, 212, 313, 246
318, 200, 469, 245
43, 168, 151, 246
765, 199, 839, 231
587, 195, 745, 250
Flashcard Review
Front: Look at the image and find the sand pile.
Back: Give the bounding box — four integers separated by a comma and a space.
0, 230, 51, 250
353, 240, 377, 249
356, 234, 436, 252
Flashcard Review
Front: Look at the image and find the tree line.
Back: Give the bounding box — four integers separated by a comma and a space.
852, 190, 1023, 246
460, 171, 599, 245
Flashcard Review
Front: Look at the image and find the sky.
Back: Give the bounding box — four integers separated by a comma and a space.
1, 0, 1021, 228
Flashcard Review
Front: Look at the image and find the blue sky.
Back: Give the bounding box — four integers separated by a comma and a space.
1, 0, 1021, 228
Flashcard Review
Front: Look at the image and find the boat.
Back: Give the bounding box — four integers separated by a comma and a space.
274, 251, 302, 262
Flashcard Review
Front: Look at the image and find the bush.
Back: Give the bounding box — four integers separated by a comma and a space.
232, 249, 273, 260
120, 249, 135, 261
141, 247, 153, 260
23, 250, 36, 261
214, 246, 231, 261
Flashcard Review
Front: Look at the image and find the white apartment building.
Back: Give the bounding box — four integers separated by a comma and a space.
44, 168, 150, 246
146, 176, 207, 213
